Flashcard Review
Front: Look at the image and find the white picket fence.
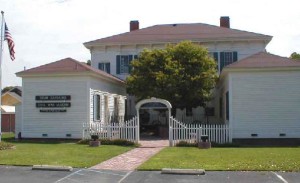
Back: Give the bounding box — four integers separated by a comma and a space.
169, 116, 230, 146
83, 116, 139, 143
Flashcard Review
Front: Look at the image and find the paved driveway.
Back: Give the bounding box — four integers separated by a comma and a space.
0, 166, 299, 183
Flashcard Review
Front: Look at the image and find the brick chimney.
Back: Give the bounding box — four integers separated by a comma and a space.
220, 16, 230, 28
130, 20, 139, 32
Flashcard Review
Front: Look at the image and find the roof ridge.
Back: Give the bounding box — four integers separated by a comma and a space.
84, 22, 272, 47
16, 57, 125, 84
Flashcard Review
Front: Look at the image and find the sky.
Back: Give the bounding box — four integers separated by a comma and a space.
0, 0, 299, 88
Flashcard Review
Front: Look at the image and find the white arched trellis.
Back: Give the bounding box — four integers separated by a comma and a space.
135, 97, 172, 144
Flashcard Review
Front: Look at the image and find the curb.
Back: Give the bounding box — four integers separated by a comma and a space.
161, 168, 205, 175
32, 165, 73, 171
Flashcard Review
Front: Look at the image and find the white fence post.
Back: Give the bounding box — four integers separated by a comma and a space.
169, 116, 173, 146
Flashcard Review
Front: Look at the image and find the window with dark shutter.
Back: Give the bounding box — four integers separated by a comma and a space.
98, 63, 104, 70
116, 55, 137, 74
220, 51, 238, 72
98, 62, 110, 74
105, 63, 110, 74
116, 55, 121, 74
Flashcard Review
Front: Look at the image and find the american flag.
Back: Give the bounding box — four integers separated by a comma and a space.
4, 23, 15, 61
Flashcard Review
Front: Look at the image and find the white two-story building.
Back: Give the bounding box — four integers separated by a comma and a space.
83, 17, 300, 144
16, 17, 300, 144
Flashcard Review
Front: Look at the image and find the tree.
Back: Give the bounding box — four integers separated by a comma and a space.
1, 86, 14, 94
290, 52, 300, 60
87, 60, 91, 66
126, 41, 218, 109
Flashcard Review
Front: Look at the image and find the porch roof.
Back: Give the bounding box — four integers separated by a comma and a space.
224, 52, 300, 69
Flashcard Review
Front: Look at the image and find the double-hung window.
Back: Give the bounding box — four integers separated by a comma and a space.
116, 55, 138, 74
98, 63, 110, 74
220, 51, 238, 72
93, 95, 101, 121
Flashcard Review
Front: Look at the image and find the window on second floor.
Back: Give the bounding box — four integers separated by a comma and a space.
220, 51, 238, 72
116, 55, 138, 74
98, 63, 110, 74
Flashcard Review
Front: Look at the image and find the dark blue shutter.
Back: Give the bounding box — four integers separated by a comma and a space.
106, 63, 110, 74
128, 55, 133, 73
213, 52, 218, 62
226, 92, 229, 120
220, 52, 225, 72
116, 55, 120, 74
213, 52, 219, 71
233, 51, 238, 62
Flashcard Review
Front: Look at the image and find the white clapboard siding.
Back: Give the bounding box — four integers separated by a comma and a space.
22, 77, 89, 139
14, 104, 22, 139
91, 41, 266, 81
230, 71, 300, 139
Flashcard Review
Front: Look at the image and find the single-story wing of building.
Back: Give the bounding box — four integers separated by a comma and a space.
15, 58, 127, 139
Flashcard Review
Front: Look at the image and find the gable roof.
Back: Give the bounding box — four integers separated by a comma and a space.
2, 91, 22, 103
225, 52, 300, 69
84, 23, 272, 47
16, 58, 124, 84
7, 86, 22, 97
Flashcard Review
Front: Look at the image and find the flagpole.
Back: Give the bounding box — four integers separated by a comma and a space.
0, 11, 4, 142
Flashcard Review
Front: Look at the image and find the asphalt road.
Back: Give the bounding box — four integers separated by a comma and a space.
0, 166, 299, 183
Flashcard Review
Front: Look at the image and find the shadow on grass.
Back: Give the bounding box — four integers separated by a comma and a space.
2, 133, 78, 145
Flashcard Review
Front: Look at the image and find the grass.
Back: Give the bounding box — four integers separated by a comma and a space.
138, 147, 300, 171
0, 133, 133, 168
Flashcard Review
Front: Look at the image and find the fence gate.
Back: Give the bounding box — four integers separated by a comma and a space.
169, 116, 230, 146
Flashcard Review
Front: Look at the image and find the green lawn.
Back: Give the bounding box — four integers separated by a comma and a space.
138, 147, 300, 171
0, 133, 133, 168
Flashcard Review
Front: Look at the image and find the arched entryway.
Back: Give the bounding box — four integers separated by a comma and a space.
135, 98, 172, 143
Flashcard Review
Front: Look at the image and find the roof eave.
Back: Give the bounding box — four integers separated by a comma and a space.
223, 66, 300, 73
83, 36, 273, 48
16, 71, 125, 85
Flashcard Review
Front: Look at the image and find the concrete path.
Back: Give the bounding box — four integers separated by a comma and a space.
90, 139, 168, 171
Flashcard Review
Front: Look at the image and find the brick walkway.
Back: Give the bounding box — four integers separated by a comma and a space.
90, 139, 168, 171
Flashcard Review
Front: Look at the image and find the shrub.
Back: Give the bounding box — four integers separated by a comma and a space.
0, 142, 15, 150
77, 139, 138, 147
211, 142, 240, 147
176, 141, 197, 147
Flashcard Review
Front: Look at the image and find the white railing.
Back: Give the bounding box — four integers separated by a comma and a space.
169, 116, 230, 146
83, 116, 138, 143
